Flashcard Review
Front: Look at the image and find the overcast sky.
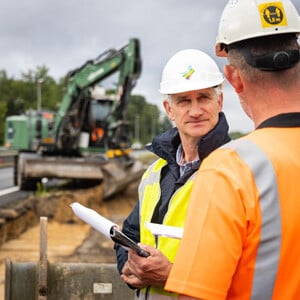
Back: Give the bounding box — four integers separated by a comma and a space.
1, 0, 300, 133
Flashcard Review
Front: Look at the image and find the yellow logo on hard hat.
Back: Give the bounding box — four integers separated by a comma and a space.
181, 65, 195, 80
258, 2, 287, 28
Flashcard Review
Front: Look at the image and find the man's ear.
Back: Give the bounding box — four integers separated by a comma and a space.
217, 92, 223, 111
163, 99, 174, 121
224, 65, 243, 94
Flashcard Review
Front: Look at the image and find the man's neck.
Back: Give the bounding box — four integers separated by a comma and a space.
243, 80, 300, 129
180, 143, 199, 163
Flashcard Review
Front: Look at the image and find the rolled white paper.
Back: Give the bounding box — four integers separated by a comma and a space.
145, 222, 183, 239
70, 202, 117, 238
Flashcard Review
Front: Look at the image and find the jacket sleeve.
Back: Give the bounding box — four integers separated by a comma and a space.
114, 200, 140, 275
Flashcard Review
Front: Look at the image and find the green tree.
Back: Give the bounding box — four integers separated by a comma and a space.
127, 94, 172, 146
21, 65, 64, 111
0, 71, 19, 115
0, 66, 64, 117
0, 101, 7, 144
160, 114, 174, 133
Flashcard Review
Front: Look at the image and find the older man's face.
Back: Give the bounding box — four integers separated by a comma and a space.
164, 88, 223, 139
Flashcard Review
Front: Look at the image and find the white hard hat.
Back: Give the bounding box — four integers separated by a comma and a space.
216, 0, 300, 57
159, 49, 224, 95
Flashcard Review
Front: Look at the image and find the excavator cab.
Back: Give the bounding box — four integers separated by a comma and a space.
88, 87, 114, 148
89, 100, 111, 146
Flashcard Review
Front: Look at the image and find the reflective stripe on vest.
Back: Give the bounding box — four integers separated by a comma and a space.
138, 158, 167, 210
139, 158, 167, 248
224, 138, 281, 299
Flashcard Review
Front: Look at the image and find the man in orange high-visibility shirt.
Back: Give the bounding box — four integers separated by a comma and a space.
165, 0, 300, 299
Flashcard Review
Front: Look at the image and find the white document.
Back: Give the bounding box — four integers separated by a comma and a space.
70, 202, 150, 257
70, 202, 117, 238
145, 222, 183, 239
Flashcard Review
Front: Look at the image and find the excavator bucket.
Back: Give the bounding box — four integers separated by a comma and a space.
16, 152, 146, 199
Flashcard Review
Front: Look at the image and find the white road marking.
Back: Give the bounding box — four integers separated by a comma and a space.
0, 186, 19, 196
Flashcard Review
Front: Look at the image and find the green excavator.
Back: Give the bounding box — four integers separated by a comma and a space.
4, 38, 145, 198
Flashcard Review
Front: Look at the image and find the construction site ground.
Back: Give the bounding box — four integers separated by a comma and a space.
0, 175, 141, 299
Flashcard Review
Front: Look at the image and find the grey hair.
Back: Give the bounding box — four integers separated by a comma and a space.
214, 84, 223, 97
164, 84, 223, 101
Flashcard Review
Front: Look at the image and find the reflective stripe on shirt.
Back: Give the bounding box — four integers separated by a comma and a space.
229, 138, 281, 299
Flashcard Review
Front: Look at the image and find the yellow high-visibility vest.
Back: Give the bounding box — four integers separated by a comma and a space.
138, 158, 197, 299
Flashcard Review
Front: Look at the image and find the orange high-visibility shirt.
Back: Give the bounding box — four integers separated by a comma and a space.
165, 126, 300, 299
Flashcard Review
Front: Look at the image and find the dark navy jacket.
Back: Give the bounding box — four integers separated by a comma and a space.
114, 112, 231, 274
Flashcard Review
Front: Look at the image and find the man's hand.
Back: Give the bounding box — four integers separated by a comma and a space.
121, 244, 172, 288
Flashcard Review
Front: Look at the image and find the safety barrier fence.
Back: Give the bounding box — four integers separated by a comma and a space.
5, 261, 135, 300
5, 217, 135, 300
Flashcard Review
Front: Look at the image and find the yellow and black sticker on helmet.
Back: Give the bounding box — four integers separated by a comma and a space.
258, 2, 287, 28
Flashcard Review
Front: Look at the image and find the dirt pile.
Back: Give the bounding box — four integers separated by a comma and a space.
0, 181, 137, 246
0, 181, 139, 299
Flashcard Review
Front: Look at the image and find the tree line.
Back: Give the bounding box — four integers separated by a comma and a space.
0, 66, 172, 146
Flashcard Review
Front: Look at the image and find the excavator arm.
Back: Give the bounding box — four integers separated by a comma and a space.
53, 38, 141, 155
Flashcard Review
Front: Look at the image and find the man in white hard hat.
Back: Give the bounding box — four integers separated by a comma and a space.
114, 49, 231, 299
165, 0, 300, 299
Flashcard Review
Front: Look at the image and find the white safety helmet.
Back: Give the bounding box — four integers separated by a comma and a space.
159, 49, 224, 95
216, 0, 300, 57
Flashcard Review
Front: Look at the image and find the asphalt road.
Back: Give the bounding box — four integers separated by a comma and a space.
0, 150, 152, 208
0, 166, 30, 208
